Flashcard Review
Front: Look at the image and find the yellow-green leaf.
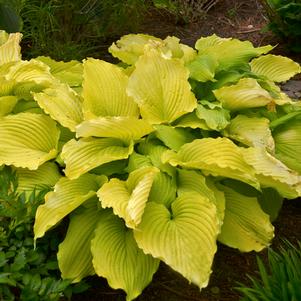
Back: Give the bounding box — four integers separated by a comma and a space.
58, 205, 100, 282
97, 166, 159, 228
213, 78, 273, 111
0, 95, 18, 116
218, 185, 274, 252
82, 58, 139, 119
34, 174, 105, 240
91, 211, 159, 301
127, 49, 197, 124
250, 54, 301, 82
0, 31, 21, 66
242, 147, 301, 199
0, 113, 59, 169
76, 116, 153, 143
223, 114, 275, 152
134, 193, 219, 289
163, 137, 259, 189
62, 138, 133, 179
34, 83, 83, 132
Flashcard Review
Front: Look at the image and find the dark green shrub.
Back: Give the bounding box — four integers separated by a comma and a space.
237, 240, 301, 301
261, 0, 301, 53
0, 166, 88, 301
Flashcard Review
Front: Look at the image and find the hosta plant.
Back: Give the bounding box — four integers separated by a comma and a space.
0, 30, 301, 300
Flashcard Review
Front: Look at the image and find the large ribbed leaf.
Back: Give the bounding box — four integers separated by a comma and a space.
62, 138, 133, 179
218, 185, 274, 252
173, 111, 209, 130
0, 113, 59, 169
134, 193, 219, 289
250, 54, 301, 82
16, 162, 61, 193
138, 140, 175, 176
273, 120, 301, 174
91, 211, 159, 301
242, 147, 301, 199
34, 174, 106, 240
213, 78, 273, 111
97, 166, 159, 228
0, 31, 21, 65
154, 124, 195, 151
76, 116, 153, 143
196, 35, 272, 71
127, 49, 197, 124
149, 171, 177, 207
0, 95, 18, 116
82, 58, 138, 119
163, 137, 259, 189
224, 114, 275, 152
195, 35, 230, 53
127, 152, 152, 173
36, 56, 83, 87
186, 54, 218, 82
58, 205, 100, 282
109, 34, 162, 65
177, 169, 225, 227
34, 84, 83, 132
5, 59, 54, 85
196, 101, 230, 131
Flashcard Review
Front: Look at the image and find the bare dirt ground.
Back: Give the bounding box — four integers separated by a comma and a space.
73, 1, 301, 300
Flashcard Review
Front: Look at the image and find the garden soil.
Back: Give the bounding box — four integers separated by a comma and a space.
72, 1, 301, 300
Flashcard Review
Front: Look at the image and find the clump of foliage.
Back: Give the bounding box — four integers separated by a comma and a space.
153, 0, 219, 23
261, 0, 301, 53
0, 166, 89, 300
0, 0, 149, 61
0, 30, 301, 300
237, 240, 301, 301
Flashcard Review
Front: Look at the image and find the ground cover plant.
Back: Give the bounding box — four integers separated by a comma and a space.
0, 29, 301, 300
237, 240, 301, 300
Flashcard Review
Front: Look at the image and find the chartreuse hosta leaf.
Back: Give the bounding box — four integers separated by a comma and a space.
127, 49, 197, 124
223, 114, 275, 152
134, 193, 219, 289
5, 59, 55, 85
62, 138, 134, 179
0, 113, 59, 169
196, 101, 230, 131
177, 169, 225, 228
109, 34, 196, 65
148, 171, 177, 207
58, 204, 100, 282
195, 34, 272, 71
218, 185, 274, 252
16, 162, 61, 193
91, 211, 160, 301
82, 58, 138, 119
0, 31, 21, 65
0, 95, 18, 116
173, 111, 209, 130
186, 54, 218, 82
213, 78, 273, 111
154, 124, 195, 151
109, 34, 162, 65
250, 54, 301, 82
163, 137, 260, 189
242, 147, 301, 199
273, 119, 301, 174
34, 84, 83, 132
36, 56, 83, 87
76, 116, 153, 143
34, 173, 106, 240
97, 166, 159, 228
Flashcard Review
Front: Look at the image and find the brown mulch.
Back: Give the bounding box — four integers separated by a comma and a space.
72, 1, 301, 300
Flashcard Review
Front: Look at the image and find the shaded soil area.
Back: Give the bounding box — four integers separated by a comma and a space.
72, 1, 301, 300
